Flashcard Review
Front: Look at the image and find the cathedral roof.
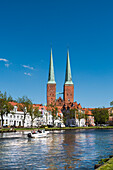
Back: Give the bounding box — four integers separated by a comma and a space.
47, 48, 56, 84
65, 50, 73, 85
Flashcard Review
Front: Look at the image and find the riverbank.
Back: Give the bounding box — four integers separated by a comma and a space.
95, 157, 113, 170
1, 126, 113, 132
44, 126, 113, 131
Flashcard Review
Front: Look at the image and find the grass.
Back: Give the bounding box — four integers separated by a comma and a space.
0, 127, 38, 132
97, 157, 113, 170
1, 126, 113, 132
98, 158, 110, 164
43, 126, 113, 130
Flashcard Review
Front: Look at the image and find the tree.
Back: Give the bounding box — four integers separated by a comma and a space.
17, 96, 32, 127
7, 95, 13, 102
0, 91, 14, 127
110, 101, 113, 107
62, 107, 77, 126
29, 105, 41, 127
70, 109, 76, 119
85, 110, 89, 126
92, 108, 109, 125
62, 109, 67, 125
47, 104, 58, 126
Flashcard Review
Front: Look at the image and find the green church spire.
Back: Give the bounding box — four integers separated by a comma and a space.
65, 50, 73, 84
48, 49, 56, 84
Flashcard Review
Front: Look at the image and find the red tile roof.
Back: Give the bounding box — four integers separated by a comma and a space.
9, 101, 18, 106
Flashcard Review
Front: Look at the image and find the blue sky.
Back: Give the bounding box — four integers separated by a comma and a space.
0, 0, 113, 108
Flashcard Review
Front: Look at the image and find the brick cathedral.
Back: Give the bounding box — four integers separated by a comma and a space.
46, 49, 94, 125
47, 49, 79, 110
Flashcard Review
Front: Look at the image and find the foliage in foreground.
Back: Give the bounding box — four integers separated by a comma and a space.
98, 157, 113, 170
98, 158, 110, 164
0, 91, 14, 127
17, 96, 32, 126
92, 108, 109, 124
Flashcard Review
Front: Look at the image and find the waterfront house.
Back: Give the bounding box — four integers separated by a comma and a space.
0, 102, 62, 127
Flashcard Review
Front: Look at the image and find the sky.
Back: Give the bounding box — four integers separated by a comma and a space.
0, 0, 113, 108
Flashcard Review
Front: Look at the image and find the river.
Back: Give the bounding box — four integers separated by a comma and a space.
0, 129, 113, 169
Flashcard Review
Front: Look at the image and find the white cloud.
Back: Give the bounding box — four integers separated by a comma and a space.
22, 65, 34, 70
5, 64, 10, 67
24, 72, 32, 76
0, 58, 8, 62
0, 58, 10, 68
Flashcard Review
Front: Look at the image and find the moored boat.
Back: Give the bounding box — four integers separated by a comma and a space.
27, 129, 49, 138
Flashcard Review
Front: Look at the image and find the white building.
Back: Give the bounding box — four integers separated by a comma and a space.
0, 103, 62, 127
0, 102, 88, 128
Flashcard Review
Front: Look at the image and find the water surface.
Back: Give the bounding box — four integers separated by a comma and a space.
0, 129, 113, 169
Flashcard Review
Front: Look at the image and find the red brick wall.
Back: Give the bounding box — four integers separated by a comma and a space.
64, 84, 74, 103
55, 97, 64, 106
47, 84, 56, 105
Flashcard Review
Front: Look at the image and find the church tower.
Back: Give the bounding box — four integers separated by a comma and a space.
64, 50, 74, 103
47, 49, 56, 105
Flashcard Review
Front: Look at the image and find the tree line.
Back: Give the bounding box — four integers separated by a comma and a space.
91, 101, 113, 125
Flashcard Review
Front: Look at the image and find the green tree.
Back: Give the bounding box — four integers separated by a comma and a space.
70, 109, 76, 119
110, 101, 113, 114
0, 91, 14, 127
29, 105, 41, 127
92, 108, 109, 124
7, 95, 13, 102
62, 108, 77, 126
17, 96, 32, 127
85, 110, 89, 126
62, 109, 67, 125
110, 101, 113, 107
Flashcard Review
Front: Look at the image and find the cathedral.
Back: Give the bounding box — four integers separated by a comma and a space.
47, 49, 74, 105
46, 49, 94, 126
47, 49, 82, 111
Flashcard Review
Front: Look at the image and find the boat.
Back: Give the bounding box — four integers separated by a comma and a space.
27, 129, 49, 138
22, 131, 31, 135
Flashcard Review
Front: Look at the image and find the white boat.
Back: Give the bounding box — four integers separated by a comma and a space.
27, 129, 49, 138
23, 131, 31, 135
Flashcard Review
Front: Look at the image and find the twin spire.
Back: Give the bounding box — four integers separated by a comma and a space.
48, 49, 73, 84
65, 50, 73, 84
48, 49, 56, 84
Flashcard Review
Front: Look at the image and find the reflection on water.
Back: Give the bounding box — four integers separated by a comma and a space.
0, 129, 113, 169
